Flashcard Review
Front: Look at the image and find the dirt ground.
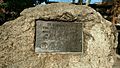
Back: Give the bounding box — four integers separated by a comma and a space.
113, 57, 120, 68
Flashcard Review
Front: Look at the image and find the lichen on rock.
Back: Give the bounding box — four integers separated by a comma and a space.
0, 3, 118, 68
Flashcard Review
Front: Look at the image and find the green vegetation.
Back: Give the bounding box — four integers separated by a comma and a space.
0, 3, 8, 8
0, 0, 33, 25
5, 0, 33, 12
86, 0, 91, 6
78, 0, 83, 5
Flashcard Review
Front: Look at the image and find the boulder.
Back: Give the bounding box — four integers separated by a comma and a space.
0, 3, 117, 68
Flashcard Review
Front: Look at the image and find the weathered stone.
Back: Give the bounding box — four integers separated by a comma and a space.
0, 3, 117, 68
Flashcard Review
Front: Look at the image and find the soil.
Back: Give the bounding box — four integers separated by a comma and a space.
113, 58, 120, 68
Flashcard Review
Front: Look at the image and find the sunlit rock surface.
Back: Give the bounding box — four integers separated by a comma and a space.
0, 3, 117, 68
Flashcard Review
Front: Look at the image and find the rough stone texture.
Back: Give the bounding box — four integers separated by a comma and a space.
117, 14, 120, 24
0, 3, 118, 68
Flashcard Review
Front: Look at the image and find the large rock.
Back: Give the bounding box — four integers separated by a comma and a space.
0, 3, 118, 68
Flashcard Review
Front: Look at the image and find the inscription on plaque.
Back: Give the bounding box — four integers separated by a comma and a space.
35, 20, 83, 53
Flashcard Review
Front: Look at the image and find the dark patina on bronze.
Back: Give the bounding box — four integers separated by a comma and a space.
35, 20, 83, 53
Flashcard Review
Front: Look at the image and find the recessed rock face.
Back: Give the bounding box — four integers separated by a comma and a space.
0, 3, 118, 68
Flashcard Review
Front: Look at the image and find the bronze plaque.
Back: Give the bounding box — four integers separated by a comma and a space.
35, 20, 83, 53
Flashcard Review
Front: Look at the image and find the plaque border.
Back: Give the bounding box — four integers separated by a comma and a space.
34, 20, 83, 54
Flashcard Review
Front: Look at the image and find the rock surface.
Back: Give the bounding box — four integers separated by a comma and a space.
0, 3, 118, 68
